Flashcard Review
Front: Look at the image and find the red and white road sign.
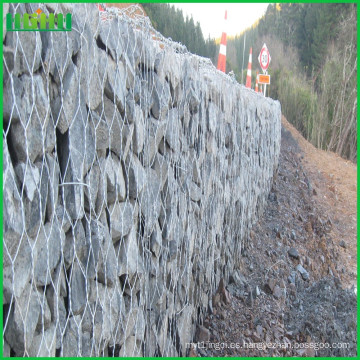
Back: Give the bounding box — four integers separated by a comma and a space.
258, 43, 271, 72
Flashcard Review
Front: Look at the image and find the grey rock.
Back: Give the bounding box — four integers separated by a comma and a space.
192, 158, 202, 185
36, 292, 52, 332
155, 48, 182, 93
119, 21, 138, 67
188, 181, 202, 202
84, 162, 100, 212
71, 3, 100, 39
117, 228, 144, 278
165, 108, 181, 152
163, 337, 178, 357
89, 281, 124, 348
139, 168, 161, 235
69, 261, 87, 315
62, 315, 82, 357
4, 284, 42, 355
157, 313, 169, 356
63, 221, 87, 269
14, 162, 40, 202
95, 158, 107, 214
92, 220, 117, 287
132, 105, 145, 154
3, 339, 10, 357
3, 3, 9, 41
104, 57, 127, 114
296, 264, 309, 281
5, 30, 42, 76
150, 223, 162, 258
207, 102, 218, 134
152, 153, 168, 189
196, 325, 210, 342
55, 204, 71, 233
58, 88, 88, 220
89, 110, 109, 152
137, 78, 153, 116
84, 219, 108, 279
78, 42, 105, 110
3, 234, 32, 303
288, 247, 300, 259
45, 154, 60, 221
288, 271, 297, 285
339, 240, 347, 249
36, 160, 50, 226
51, 62, 81, 134
273, 285, 283, 299
15, 160, 49, 239
96, 93, 121, 126
28, 324, 56, 357
168, 240, 178, 261
5, 75, 50, 162
124, 307, 146, 342
81, 331, 92, 357
3, 142, 23, 244
139, 38, 156, 70
177, 305, 194, 355
187, 87, 200, 114
34, 220, 64, 286
125, 95, 136, 123
46, 284, 67, 347
126, 153, 147, 198
40, 27, 80, 85
95, 95, 133, 159
3, 45, 14, 82
109, 201, 134, 241
85, 122, 96, 173
151, 74, 171, 120
141, 119, 167, 165
119, 336, 142, 357
105, 154, 126, 204
122, 52, 136, 89
51, 262, 67, 297
98, 17, 124, 62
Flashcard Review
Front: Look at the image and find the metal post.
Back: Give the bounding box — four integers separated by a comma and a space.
241, 33, 246, 85
263, 70, 267, 97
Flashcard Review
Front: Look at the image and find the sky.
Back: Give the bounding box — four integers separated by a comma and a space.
173, 3, 270, 39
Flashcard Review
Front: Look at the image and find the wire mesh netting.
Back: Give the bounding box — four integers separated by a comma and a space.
3, 3, 281, 357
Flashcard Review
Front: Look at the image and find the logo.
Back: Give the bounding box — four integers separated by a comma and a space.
6, 8, 72, 31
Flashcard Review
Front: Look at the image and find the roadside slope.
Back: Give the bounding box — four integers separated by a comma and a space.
282, 116, 357, 289
196, 117, 357, 357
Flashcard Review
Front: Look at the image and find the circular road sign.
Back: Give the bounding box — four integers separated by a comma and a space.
258, 44, 271, 71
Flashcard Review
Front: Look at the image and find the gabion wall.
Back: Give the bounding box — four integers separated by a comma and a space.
3, 3, 281, 356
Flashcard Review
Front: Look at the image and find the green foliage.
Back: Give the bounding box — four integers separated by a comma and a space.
141, 3, 217, 60
276, 70, 318, 140
225, 3, 356, 161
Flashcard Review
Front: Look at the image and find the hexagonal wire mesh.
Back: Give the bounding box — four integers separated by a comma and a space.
3, 2, 281, 357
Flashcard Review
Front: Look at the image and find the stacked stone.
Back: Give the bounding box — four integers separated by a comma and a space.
3, 3, 281, 357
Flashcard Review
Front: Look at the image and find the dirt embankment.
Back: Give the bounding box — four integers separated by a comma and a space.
190, 116, 357, 357
282, 116, 357, 289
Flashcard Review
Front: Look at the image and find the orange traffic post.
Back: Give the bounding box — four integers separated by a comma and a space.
96, 3, 105, 11
255, 70, 259, 92
217, 10, 227, 73
245, 47, 252, 88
